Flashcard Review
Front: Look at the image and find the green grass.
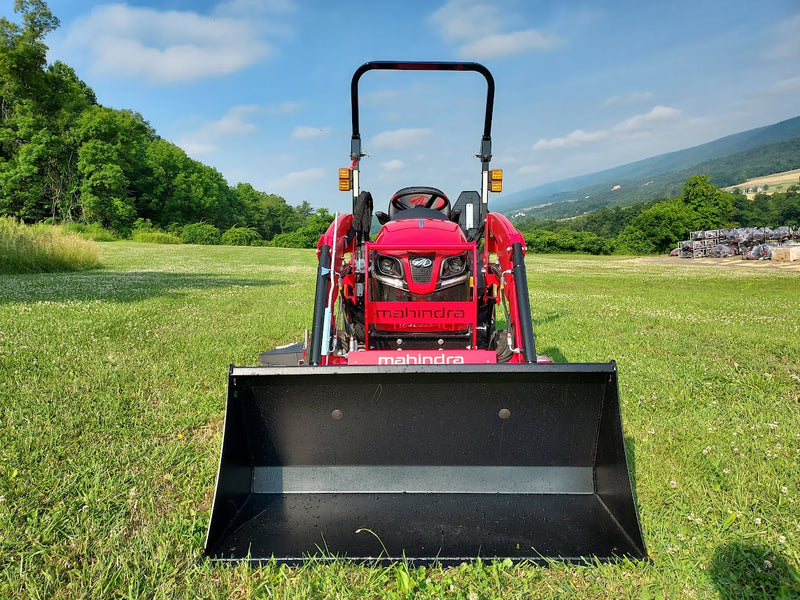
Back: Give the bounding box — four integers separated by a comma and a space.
0, 217, 102, 274
60, 222, 118, 242
1, 245, 798, 598
131, 230, 184, 244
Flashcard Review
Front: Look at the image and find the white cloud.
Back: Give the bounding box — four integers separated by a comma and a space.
428, 1, 560, 59
533, 129, 603, 150
381, 159, 405, 171
458, 29, 562, 59
428, 1, 507, 41
371, 128, 432, 149
269, 167, 326, 190
178, 141, 218, 156
291, 126, 332, 140
615, 105, 681, 133
176, 105, 260, 155
772, 75, 800, 94
532, 106, 681, 151
62, 4, 274, 84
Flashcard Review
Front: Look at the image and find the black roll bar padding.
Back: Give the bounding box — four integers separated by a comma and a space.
511, 242, 536, 362
350, 62, 495, 160
309, 244, 332, 365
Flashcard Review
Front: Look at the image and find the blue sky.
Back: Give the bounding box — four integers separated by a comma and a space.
4, 0, 800, 214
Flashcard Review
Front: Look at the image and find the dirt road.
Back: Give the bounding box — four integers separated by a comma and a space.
636, 255, 800, 272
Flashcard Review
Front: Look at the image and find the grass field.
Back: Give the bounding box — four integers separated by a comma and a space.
1, 243, 798, 599
723, 168, 800, 198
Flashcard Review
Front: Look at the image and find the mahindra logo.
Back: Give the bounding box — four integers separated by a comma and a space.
377, 354, 465, 365
375, 307, 466, 320
410, 257, 433, 268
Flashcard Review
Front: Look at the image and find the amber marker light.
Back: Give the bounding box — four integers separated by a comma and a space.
338, 168, 351, 191
490, 168, 503, 192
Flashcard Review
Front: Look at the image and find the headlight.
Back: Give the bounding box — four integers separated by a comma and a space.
440, 253, 468, 278
375, 254, 403, 278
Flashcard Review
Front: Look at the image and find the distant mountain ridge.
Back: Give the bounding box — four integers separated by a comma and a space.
499, 115, 800, 220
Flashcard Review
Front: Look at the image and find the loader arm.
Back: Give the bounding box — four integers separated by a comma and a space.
309, 214, 355, 365
484, 212, 536, 362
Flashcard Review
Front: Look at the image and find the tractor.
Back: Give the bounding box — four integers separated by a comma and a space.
205, 62, 646, 564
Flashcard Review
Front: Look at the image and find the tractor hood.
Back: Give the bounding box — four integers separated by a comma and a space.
375, 216, 467, 246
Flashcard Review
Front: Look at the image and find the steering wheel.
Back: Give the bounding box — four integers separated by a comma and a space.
391, 192, 448, 213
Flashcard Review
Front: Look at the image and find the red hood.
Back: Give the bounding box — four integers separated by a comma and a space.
375, 217, 467, 245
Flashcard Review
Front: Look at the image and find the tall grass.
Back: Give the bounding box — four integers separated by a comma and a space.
0, 217, 102, 274
0, 245, 797, 598
60, 221, 118, 242
131, 230, 183, 244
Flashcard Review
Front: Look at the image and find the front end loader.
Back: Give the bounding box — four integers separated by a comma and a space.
205, 62, 646, 564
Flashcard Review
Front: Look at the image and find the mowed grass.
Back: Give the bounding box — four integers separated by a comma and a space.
1, 243, 798, 599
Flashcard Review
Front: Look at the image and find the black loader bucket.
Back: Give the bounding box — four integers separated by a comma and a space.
205, 362, 646, 564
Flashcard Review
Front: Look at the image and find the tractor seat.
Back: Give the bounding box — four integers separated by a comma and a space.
388, 187, 451, 221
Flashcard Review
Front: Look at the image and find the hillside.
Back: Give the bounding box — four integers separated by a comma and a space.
500, 115, 800, 220
723, 168, 800, 198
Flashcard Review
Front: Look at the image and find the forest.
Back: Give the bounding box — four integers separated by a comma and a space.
0, 1, 332, 247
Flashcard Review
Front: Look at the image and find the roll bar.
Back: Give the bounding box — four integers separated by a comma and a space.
350, 61, 494, 160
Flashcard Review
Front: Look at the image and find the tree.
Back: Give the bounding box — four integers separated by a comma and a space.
74, 106, 154, 232
615, 226, 653, 255
139, 139, 237, 230
229, 183, 301, 239
0, 3, 96, 223
139, 138, 194, 226
680, 174, 733, 229
0, 1, 59, 108
617, 198, 694, 254
270, 209, 333, 248
0, 1, 59, 220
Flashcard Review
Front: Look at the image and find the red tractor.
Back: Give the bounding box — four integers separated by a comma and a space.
205, 62, 646, 565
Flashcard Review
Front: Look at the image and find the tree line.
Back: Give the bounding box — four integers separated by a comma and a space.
515, 174, 800, 255
4, 2, 798, 256
0, 1, 331, 246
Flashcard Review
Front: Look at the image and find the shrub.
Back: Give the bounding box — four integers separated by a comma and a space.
615, 226, 655, 255
0, 217, 101, 273
221, 226, 262, 246
269, 229, 317, 248
131, 231, 183, 244
269, 211, 334, 248
523, 229, 615, 254
61, 221, 117, 242
131, 218, 154, 232
181, 222, 221, 245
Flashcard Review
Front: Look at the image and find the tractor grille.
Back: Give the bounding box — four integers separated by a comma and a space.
409, 254, 435, 283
